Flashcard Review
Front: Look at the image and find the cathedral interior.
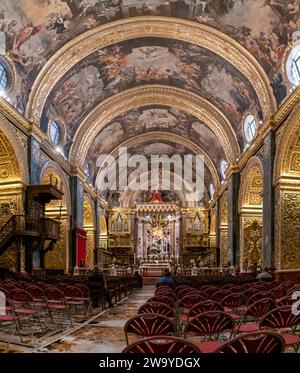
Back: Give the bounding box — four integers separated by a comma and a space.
0, 0, 300, 354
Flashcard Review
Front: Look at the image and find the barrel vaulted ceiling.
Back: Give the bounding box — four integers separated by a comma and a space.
0, 0, 297, 205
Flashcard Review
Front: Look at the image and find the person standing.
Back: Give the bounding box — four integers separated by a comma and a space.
88, 266, 113, 308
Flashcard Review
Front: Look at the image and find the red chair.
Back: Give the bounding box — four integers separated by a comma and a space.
124, 313, 176, 345
147, 296, 174, 307
179, 294, 206, 312
248, 291, 272, 304
122, 336, 201, 353
45, 287, 73, 325
216, 331, 285, 353
260, 306, 300, 352
221, 293, 246, 314
138, 302, 175, 318
64, 286, 87, 316
235, 298, 276, 334
181, 300, 224, 324
184, 311, 235, 353
9, 289, 46, 334
74, 283, 92, 315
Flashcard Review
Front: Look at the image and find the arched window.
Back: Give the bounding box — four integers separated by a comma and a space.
209, 183, 215, 199
286, 44, 300, 85
0, 61, 8, 92
220, 160, 228, 179
49, 121, 61, 145
244, 114, 257, 142
84, 163, 91, 178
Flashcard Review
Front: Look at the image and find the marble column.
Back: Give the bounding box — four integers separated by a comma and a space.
70, 176, 84, 267
263, 130, 276, 267
28, 136, 41, 185
227, 172, 240, 266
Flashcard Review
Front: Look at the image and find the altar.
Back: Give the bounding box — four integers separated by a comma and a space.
135, 192, 181, 275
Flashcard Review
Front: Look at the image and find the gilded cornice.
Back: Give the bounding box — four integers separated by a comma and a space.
26, 17, 276, 124
41, 140, 72, 175
69, 85, 240, 167
272, 86, 300, 128
0, 98, 30, 134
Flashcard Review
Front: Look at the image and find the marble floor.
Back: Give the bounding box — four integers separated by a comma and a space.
0, 285, 155, 353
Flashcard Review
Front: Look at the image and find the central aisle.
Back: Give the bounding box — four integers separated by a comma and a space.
37, 285, 155, 353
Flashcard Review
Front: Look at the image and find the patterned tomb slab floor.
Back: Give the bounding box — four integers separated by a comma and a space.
1, 285, 298, 353
39, 286, 154, 353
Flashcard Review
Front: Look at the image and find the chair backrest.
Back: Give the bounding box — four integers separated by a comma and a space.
188, 300, 224, 318
184, 311, 234, 338
211, 290, 232, 303
176, 287, 194, 300
248, 291, 273, 304
122, 336, 201, 353
179, 294, 206, 309
9, 288, 33, 304
146, 296, 174, 307
26, 285, 45, 299
45, 287, 65, 301
138, 302, 175, 318
124, 313, 176, 345
245, 298, 276, 318
64, 286, 83, 298
221, 293, 245, 308
260, 305, 300, 329
216, 331, 285, 353
74, 283, 90, 297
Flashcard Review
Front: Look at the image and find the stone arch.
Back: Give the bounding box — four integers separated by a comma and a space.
71, 86, 240, 169
0, 126, 25, 270
94, 130, 220, 192
83, 195, 96, 269
0, 113, 28, 184
238, 157, 263, 273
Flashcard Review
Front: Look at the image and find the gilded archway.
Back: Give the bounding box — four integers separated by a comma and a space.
83, 197, 96, 269
274, 103, 300, 269
239, 157, 263, 272
0, 127, 24, 270
41, 164, 71, 272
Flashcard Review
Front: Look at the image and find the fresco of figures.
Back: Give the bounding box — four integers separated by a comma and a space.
85, 105, 226, 177
0, 0, 297, 114
44, 39, 262, 144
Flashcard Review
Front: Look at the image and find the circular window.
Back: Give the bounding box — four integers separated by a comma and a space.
209, 183, 215, 199
49, 121, 61, 145
221, 160, 228, 179
244, 114, 257, 142
286, 44, 300, 85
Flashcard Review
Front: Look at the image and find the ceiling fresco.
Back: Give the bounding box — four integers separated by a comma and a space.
84, 105, 226, 176
42, 38, 262, 150
89, 139, 213, 206
0, 0, 296, 115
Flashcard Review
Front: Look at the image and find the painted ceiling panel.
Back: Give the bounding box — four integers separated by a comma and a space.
0, 0, 294, 115
43, 38, 262, 150
84, 105, 226, 178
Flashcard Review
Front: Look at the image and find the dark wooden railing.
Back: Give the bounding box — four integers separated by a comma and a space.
0, 215, 60, 250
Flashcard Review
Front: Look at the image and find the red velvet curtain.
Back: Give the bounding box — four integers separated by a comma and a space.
75, 227, 87, 267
